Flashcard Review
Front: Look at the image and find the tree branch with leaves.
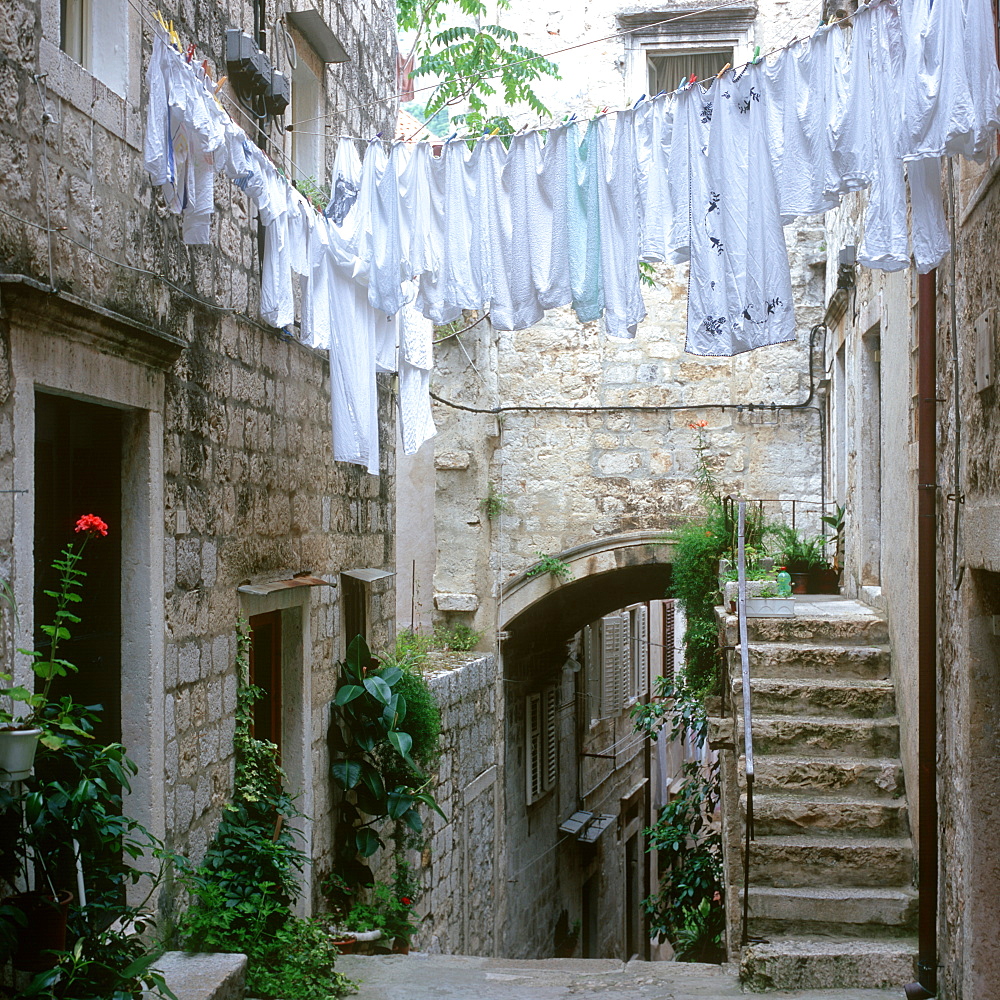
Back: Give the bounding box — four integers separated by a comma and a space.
398, 0, 560, 135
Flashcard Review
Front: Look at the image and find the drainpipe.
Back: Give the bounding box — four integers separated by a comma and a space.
905, 271, 938, 1000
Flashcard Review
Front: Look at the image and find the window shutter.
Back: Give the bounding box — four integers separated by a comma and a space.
601, 614, 624, 715
545, 685, 558, 790
662, 600, 676, 685
526, 693, 542, 802
637, 604, 649, 698
620, 610, 632, 704
584, 624, 600, 720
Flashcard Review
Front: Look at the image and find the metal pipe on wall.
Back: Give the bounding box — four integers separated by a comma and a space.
906, 270, 939, 1000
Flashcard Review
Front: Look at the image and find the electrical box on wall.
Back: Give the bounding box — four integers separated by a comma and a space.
265, 69, 290, 116
974, 308, 996, 393
225, 28, 275, 103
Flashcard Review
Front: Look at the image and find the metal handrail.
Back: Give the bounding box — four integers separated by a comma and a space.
737, 499, 755, 947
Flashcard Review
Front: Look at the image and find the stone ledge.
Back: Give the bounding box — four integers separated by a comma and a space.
148, 951, 246, 1000
434, 592, 479, 612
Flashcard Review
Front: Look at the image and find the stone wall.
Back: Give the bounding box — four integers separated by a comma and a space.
405, 653, 506, 956
405, 0, 830, 642
933, 154, 1000, 1000
823, 145, 1000, 999
0, 0, 397, 919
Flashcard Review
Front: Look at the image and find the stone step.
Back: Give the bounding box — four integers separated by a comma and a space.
725, 614, 889, 647
749, 834, 913, 888
739, 936, 918, 991
740, 716, 900, 758
742, 886, 918, 940
746, 642, 891, 680
151, 952, 246, 1000
740, 793, 909, 838
734, 677, 897, 718
741, 755, 906, 798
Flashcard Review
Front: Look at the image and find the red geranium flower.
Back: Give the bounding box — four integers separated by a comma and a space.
400, 896, 412, 906
74, 514, 109, 537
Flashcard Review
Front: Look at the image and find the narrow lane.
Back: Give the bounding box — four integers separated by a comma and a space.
330, 955, 903, 1000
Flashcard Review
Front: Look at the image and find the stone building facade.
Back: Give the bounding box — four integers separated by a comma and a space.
396, 0, 830, 963
822, 131, 1000, 999
0, 0, 397, 917
399, 0, 830, 645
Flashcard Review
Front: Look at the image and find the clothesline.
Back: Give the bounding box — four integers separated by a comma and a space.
287, 0, 763, 129
141, 0, 1000, 478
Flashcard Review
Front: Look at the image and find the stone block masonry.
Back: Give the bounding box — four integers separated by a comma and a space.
406, 654, 506, 957
0, 0, 398, 921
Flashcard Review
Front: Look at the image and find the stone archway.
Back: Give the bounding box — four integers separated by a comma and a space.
499, 530, 673, 646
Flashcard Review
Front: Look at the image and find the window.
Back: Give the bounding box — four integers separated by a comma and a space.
647, 49, 732, 94
288, 33, 324, 185
625, 604, 649, 702
59, 0, 129, 97
526, 685, 558, 804
619, 6, 755, 99
290, 59, 321, 183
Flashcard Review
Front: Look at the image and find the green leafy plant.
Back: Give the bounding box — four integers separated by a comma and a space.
766, 523, 825, 572
293, 175, 331, 213
1, 514, 108, 745
330, 636, 445, 863
341, 879, 420, 944
432, 622, 481, 651
526, 552, 573, 581
0, 516, 177, 1000
480, 481, 512, 520
397, 0, 560, 123
176, 621, 353, 999
638, 261, 657, 288
632, 677, 724, 963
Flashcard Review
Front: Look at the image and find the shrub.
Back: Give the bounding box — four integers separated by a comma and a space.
176, 621, 355, 999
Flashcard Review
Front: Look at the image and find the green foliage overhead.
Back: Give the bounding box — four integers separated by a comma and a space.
397, 0, 560, 123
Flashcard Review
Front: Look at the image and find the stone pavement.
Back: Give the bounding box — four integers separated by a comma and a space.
333, 955, 904, 999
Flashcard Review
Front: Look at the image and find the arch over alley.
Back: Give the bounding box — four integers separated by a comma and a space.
499, 530, 673, 647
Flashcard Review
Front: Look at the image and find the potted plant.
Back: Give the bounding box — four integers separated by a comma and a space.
338, 880, 419, 954
744, 585, 797, 618
0, 514, 109, 782
767, 524, 824, 594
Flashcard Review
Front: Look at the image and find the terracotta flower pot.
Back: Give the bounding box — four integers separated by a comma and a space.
7, 889, 74, 971
0, 727, 42, 782
391, 939, 410, 954
332, 934, 357, 954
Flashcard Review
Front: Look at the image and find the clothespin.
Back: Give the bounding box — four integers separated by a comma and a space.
689, 74, 697, 86
632, 93, 647, 108
752, 45, 761, 65
185, 42, 196, 64
716, 63, 731, 79
677, 77, 687, 92
444, 130, 458, 143
489, 127, 501, 136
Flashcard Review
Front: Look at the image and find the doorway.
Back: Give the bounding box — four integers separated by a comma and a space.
34, 392, 123, 746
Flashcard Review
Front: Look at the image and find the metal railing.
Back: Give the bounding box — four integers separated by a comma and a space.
735, 499, 755, 947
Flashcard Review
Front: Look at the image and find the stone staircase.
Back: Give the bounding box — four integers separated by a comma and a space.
722, 599, 918, 991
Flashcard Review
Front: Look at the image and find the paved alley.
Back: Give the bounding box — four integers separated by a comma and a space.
334, 955, 903, 1000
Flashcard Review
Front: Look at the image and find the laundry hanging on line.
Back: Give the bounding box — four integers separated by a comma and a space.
142, 0, 1000, 473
